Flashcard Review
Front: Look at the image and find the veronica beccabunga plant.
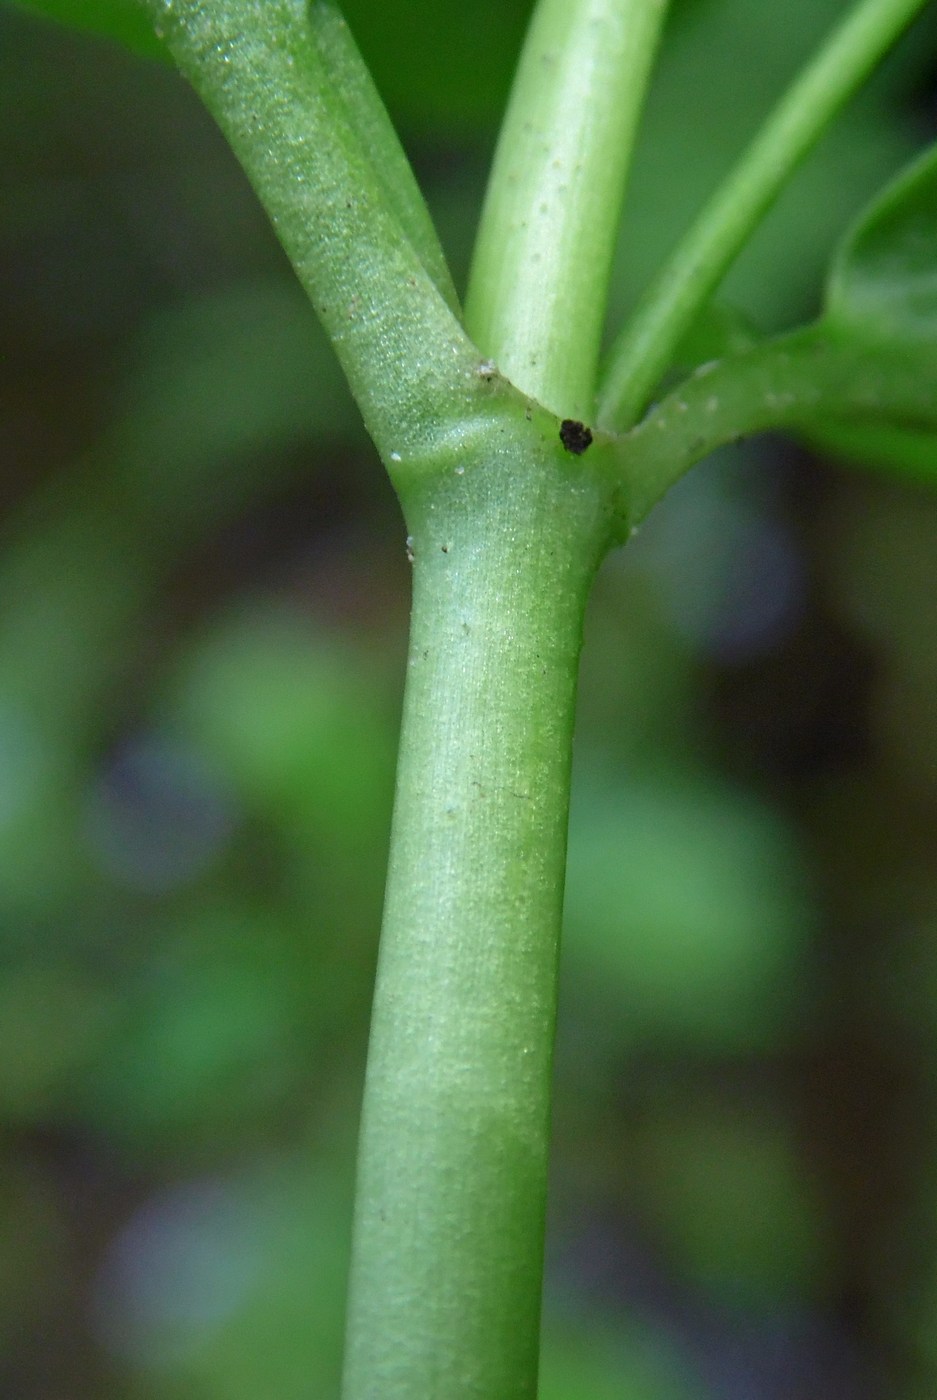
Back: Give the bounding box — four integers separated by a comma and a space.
13, 0, 937, 1393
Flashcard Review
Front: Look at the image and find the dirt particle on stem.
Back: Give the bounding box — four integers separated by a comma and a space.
559, 419, 593, 455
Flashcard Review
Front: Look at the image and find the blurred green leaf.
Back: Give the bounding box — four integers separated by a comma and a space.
827, 141, 937, 347
0, 963, 114, 1121
0, 1161, 68, 1348
817, 142, 937, 480
82, 903, 309, 1154
111, 281, 359, 526
171, 608, 395, 852
637, 1099, 832, 1308
0, 284, 357, 920
10, 0, 167, 60
563, 769, 813, 1055
95, 1157, 351, 1396
541, 1319, 700, 1400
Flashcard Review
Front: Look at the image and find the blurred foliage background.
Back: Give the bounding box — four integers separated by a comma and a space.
3, 0, 937, 1395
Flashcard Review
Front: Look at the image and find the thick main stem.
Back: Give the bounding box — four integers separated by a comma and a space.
343, 437, 611, 1398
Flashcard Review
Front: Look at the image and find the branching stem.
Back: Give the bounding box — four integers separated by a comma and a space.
617, 324, 937, 527
597, 0, 931, 431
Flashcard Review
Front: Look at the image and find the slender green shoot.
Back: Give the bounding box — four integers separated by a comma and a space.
465, 0, 671, 421
597, 0, 931, 431
616, 324, 937, 527
309, 1, 460, 314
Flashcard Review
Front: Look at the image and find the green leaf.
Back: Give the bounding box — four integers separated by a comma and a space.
827, 139, 937, 344
10, 0, 167, 61
816, 141, 937, 479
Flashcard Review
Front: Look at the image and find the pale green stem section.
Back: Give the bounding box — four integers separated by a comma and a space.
343, 417, 613, 1399
308, 1, 460, 314
465, 0, 671, 421
144, 0, 481, 458
597, 0, 930, 431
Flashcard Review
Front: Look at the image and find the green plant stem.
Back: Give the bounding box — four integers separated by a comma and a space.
618, 323, 937, 526
143, 0, 481, 459
342, 415, 613, 1399
308, 1, 460, 314
465, 0, 670, 421
597, 0, 930, 431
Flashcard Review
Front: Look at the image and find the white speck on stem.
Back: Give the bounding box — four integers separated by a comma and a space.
389, 451, 402, 462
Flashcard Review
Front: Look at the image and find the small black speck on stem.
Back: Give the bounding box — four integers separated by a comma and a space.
559, 419, 593, 455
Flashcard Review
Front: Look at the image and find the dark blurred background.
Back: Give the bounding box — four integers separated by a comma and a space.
3, 0, 937, 1395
